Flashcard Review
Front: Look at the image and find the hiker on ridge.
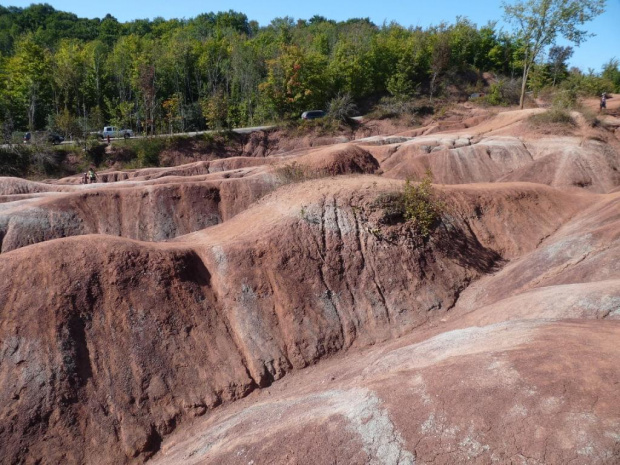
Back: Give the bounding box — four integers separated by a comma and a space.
87, 167, 98, 184
600, 93, 607, 111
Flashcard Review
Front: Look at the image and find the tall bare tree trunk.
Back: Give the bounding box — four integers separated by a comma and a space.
430, 72, 438, 104
519, 49, 530, 109
519, 68, 528, 109
28, 84, 38, 132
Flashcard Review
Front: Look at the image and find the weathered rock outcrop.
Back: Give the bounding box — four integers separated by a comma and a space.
1, 105, 619, 464
0, 176, 277, 253
152, 320, 620, 465
1, 177, 593, 463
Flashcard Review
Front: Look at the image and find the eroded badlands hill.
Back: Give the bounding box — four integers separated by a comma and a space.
1, 103, 619, 464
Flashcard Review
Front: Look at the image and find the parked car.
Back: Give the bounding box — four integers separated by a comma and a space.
24, 131, 65, 145
101, 126, 134, 139
47, 132, 64, 145
301, 110, 326, 120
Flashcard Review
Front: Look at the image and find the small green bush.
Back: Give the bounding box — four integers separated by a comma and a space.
282, 117, 342, 137
166, 134, 191, 150
529, 107, 575, 126
551, 88, 579, 110
483, 78, 522, 106
133, 137, 164, 167
369, 96, 433, 121
373, 170, 445, 238
327, 93, 357, 122
484, 82, 506, 106
196, 130, 239, 151
402, 171, 445, 237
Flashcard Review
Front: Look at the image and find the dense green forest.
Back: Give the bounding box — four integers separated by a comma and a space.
0, 3, 618, 138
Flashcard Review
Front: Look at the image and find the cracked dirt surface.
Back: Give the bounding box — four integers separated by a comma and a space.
1, 103, 619, 464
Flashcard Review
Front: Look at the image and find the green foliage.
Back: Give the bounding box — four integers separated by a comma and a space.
162, 94, 183, 134
561, 69, 614, 97
551, 87, 579, 110
85, 140, 106, 166
402, 171, 445, 237
527, 63, 552, 96
484, 78, 522, 106
55, 108, 83, 139
502, 0, 606, 108
29, 147, 67, 177
260, 45, 330, 118
3, 35, 53, 130
601, 58, 620, 92
530, 72, 581, 112
200, 89, 230, 129
484, 83, 505, 106
0, 143, 68, 177
547, 45, 573, 86
369, 97, 433, 121
327, 93, 357, 122
528, 107, 575, 127
1, 110, 15, 144
374, 170, 445, 238
132, 137, 164, 167
0, 3, 609, 137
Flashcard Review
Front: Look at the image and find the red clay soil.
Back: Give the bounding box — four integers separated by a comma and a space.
0, 106, 619, 464
152, 320, 620, 465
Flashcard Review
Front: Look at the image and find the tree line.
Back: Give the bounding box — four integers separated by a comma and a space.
0, 3, 618, 139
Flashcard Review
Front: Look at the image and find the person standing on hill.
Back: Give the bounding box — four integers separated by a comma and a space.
87, 167, 98, 184
600, 93, 607, 112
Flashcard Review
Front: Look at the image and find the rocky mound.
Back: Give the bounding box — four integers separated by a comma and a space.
0, 177, 74, 195
291, 143, 380, 175
0, 145, 380, 253
498, 138, 620, 192
361, 108, 620, 194
0, 175, 279, 253
52, 160, 260, 185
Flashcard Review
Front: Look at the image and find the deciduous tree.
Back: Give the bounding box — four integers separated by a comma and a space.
502, 0, 606, 108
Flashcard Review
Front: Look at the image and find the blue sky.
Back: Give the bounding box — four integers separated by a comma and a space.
3, 0, 619, 71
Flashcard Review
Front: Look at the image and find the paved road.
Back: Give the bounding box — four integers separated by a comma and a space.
96, 119, 361, 143
71, 125, 276, 145
9, 117, 364, 147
